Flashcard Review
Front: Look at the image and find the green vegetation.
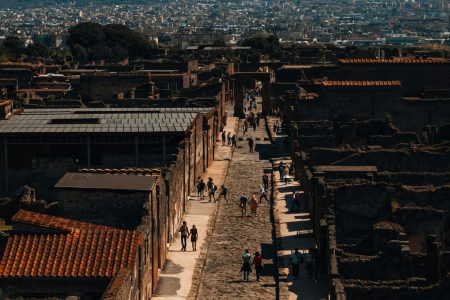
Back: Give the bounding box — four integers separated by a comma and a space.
0, 36, 50, 61
67, 22, 157, 63
241, 33, 280, 53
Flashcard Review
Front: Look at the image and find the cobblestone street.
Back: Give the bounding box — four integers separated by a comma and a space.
196, 116, 278, 299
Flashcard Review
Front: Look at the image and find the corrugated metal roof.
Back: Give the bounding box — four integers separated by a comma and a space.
55, 172, 158, 191
0, 107, 212, 135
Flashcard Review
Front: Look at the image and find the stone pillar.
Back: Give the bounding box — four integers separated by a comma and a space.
86, 136, 91, 168
3, 136, 8, 194
426, 235, 441, 283
319, 218, 328, 273
134, 136, 139, 167
262, 80, 271, 116
162, 136, 167, 166
312, 174, 326, 233
233, 80, 244, 118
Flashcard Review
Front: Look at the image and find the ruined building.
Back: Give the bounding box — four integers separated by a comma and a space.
287, 58, 450, 299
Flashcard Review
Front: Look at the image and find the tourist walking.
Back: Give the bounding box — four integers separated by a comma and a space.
291, 191, 303, 212
232, 134, 237, 147
278, 161, 285, 181
197, 179, 206, 200
283, 165, 290, 185
262, 173, 269, 190
305, 248, 314, 278
252, 119, 257, 131
179, 221, 189, 251
222, 131, 226, 146
207, 177, 216, 202
259, 186, 268, 204
252, 251, 264, 281
190, 225, 198, 251
241, 249, 252, 281
284, 136, 289, 151
239, 193, 248, 217
196, 176, 202, 197
249, 194, 259, 216
243, 119, 249, 135
227, 132, 231, 145
218, 184, 229, 203
290, 248, 303, 278
248, 137, 254, 153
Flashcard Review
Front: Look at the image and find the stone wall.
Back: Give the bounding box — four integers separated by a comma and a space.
294, 89, 450, 133
331, 149, 450, 172
376, 172, 450, 186
331, 63, 450, 96
56, 189, 150, 229
80, 73, 152, 102
1, 151, 163, 200
0, 277, 110, 299
295, 85, 402, 122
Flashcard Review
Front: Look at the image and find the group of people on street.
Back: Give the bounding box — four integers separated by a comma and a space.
289, 247, 319, 282
278, 161, 295, 185
243, 112, 261, 135
243, 89, 260, 114
179, 221, 199, 251
238, 174, 271, 217
196, 176, 229, 203
221, 131, 237, 147
241, 249, 264, 282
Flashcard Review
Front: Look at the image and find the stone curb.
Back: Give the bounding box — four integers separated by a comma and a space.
187, 116, 239, 300
272, 163, 291, 300
270, 163, 281, 300
265, 116, 275, 143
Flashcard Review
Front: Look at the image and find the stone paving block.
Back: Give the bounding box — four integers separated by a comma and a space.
197, 118, 278, 299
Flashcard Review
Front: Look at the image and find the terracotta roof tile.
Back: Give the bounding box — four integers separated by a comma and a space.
12, 209, 111, 232
338, 58, 449, 64
321, 80, 401, 87
0, 210, 142, 278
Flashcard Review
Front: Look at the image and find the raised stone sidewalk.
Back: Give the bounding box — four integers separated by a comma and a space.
153, 110, 238, 300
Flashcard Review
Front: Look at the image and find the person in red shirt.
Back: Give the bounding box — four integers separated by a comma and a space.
252, 251, 264, 281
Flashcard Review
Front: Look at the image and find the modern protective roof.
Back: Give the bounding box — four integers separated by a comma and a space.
0, 107, 212, 135
55, 172, 158, 191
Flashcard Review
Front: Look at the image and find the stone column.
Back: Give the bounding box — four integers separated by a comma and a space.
319, 218, 328, 273
426, 235, 441, 283
86, 136, 91, 168
233, 80, 244, 118
3, 136, 8, 194
161, 136, 167, 167
134, 136, 139, 167
261, 79, 271, 116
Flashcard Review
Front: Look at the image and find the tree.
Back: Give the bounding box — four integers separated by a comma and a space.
67, 22, 105, 50
71, 44, 88, 63
2, 36, 26, 59
26, 42, 49, 58
67, 22, 156, 63
241, 33, 280, 53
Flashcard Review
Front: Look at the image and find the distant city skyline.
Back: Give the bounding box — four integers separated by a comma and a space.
0, 0, 448, 47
